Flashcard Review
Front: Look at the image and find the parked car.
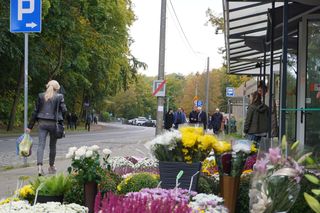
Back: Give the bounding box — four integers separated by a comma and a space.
143, 120, 156, 127
128, 118, 136, 125
135, 117, 149, 126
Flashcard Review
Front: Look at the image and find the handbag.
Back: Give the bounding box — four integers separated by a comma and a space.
55, 97, 65, 139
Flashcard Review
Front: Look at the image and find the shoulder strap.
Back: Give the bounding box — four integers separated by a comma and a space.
56, 95, 60, 122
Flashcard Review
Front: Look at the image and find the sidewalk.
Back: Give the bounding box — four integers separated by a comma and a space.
0, 135, 151, 199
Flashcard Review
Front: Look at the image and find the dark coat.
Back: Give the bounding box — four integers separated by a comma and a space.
211, 112, 223, 131
174, 111, 186, 125
244, 103, 269, 134
189, 110, 198, 123
165, 112, 174, 129
198, 111, 207, 129
28, 93, 67, 129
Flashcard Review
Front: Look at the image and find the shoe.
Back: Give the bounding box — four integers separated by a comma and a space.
38, 165, 44, 176
48, 165, 57, 174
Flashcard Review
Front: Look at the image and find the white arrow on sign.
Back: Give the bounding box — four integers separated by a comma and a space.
26, 22, 37, 28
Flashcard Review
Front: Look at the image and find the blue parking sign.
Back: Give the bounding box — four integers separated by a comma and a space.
226, 87, 235, 97
10, 0, 42, 33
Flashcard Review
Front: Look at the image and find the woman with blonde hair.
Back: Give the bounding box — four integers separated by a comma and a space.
26, 80, 67, 176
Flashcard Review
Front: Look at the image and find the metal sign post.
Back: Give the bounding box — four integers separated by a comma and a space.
11, 0, 42, 165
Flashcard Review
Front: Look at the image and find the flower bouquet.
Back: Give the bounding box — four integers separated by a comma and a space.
249, 137, 305, 213
212, 139, 257, 213
147, 126, 217, 190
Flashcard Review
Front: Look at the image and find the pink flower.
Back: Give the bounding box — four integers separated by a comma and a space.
254, 158, 269, 173
268, 147, 281, 164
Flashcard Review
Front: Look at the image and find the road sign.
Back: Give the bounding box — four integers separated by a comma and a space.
152, 80, 166, 97
197, 100, 203, 107
226, 87, 235, 97
10, 0, 42, 33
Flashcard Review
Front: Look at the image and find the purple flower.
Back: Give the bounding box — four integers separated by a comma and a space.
254, 158, 269, 173
268, 147, 281, 164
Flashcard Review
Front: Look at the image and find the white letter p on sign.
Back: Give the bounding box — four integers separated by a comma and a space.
18, 0, 35, 21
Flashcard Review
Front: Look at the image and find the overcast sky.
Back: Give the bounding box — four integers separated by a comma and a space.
129, 0, 224, 77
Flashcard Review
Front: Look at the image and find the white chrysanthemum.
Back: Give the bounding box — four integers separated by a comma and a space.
75, 148, 86, 158
89, 145, 99, 151
232, 140, 251, 154
103, 148, 112, 155
85, 150, 93, 158
68, 147, 77, 154
65, 153, 73, 159
145, 130, 181, 150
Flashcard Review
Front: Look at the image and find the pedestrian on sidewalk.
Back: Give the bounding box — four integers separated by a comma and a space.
211, 108, 223, 135
197, 107, 207, 131
164, 108, 174, 130
173, 107, 186, 129
26, 80, 67, 176
85, 114, 92, 131
244, 91, 269, 146
189, 106, 198, 124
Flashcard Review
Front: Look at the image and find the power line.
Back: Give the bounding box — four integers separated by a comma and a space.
168, 0, 197, 55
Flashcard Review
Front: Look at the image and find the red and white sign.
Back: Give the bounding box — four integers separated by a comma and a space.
152, 80, 166, 97
310, 83, 320, 92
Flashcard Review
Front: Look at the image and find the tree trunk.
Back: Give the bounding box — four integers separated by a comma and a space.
7, 61, 24, 131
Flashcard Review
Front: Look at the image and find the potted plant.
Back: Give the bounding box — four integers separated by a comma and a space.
66, 145, 112, 213
31, 173, 71, 203
147, 126, 217, 191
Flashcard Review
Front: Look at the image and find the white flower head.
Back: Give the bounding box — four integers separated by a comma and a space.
103, 148, 112, 155
66, 153, 73, 159
89, 145, 100, 151
75, 147, 86, 158
232, 140, 252, 154
85, 150, 93, 158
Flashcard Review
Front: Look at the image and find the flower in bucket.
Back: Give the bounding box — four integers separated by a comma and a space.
249, 137, 306, 213
213, 139, 257, 177
147, 126, 217, 163
66, 145, 111, 184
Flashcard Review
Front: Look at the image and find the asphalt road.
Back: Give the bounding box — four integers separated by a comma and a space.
0, 122, 156, 168
0, 122, 156, 198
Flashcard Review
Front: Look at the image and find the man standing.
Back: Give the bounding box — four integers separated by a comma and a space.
164, 108, 174, 130
189, 106, 198, 124
211, 108, 223, 135
197, 107, 207, 131
174, 107, 186, 129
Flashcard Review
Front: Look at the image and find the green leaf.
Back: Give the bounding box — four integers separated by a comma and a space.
304, 192, 320, 213
312, 189, 320, 196
305, 174, 320, 185
297, 152, 313, 164
306, 157, 316, 165
281, 135, 287, 151
290, 140, 299, 150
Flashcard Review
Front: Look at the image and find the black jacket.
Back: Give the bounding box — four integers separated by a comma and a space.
28, 93, 67, 129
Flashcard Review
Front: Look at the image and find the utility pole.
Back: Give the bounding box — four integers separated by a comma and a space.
205, 57, 210, 131
156, 0, 167, 135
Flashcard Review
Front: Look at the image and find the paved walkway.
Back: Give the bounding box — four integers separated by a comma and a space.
0, 124, 152, 199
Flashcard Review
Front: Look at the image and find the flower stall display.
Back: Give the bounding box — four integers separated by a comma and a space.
212, 139, 257, 213
147, 126, 217, 190
66, 145, 112, 213
0, 201, 88, 213
249, 138, 305, 213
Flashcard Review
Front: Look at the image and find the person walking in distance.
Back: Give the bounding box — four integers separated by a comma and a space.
211, 108, 223, 135
71, 112, 78, 130
244, 91, 269, 146
85, 114, 92, 131
197, 107, 207, 131
26, 80, 67, 176
164, 108, 174, 130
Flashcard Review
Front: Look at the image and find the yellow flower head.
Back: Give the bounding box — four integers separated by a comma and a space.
19, 184, 34, 198
212, 141, 231, 154
198, 135, 217, 151
181, 132, 198, 148
251, 144, 257, 153
179, 126, 203, 136
182, 148, 189, 155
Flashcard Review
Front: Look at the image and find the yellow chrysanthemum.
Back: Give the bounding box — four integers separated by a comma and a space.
0, 197, 19, 206
242, 169, 253, 174
117, 185, 122, 191
184, 155, 192, 161
212, 141, 231, 154
251, 144, 257, 153
181, 132, 198, 148
182, 148, 189, 155
19, 184, 34, 198
198, 135, 217, 151
179, 126, 203, 136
